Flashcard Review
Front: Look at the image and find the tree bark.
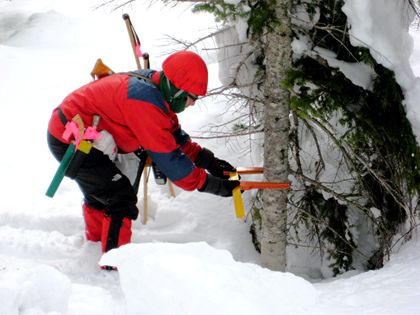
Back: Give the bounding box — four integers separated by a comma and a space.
260, 0, 292, 271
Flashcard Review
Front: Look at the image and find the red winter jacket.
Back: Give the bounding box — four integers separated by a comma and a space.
48, 70, 207, 191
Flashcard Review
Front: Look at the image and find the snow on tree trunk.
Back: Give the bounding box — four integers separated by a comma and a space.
260, 0, 292, 271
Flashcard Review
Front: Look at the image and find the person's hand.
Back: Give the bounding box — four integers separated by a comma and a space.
195, 148, 236, 179
207, 157, 236, 179
198, 174, 240, 197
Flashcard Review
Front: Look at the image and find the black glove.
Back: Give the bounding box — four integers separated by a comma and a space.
198, 174, 240, 197
195, 148, 236, 179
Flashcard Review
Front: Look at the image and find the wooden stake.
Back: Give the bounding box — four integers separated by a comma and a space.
142, 166, 149, 224
122, 14, 142, 70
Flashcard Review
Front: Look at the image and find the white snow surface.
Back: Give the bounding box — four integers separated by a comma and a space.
0, 0, 420, 314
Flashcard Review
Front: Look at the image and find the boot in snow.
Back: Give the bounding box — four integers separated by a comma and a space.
100, 215, 132, 271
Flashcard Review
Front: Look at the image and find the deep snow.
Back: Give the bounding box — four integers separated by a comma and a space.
0, 0, 420, 314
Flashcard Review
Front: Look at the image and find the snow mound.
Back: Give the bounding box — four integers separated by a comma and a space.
100, 242, 317, 315
0, 261, 71, 314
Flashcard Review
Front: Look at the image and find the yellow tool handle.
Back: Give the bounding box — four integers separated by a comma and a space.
78, 140, 93, 154
229, 172, 245, 219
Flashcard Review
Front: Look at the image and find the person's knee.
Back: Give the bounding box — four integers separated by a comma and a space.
105, 179, 139, 220
105, 202, 139, 220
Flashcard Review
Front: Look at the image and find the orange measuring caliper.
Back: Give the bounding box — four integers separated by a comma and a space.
226, 167, 291, 219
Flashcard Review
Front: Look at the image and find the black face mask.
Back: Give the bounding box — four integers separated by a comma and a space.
159, 73, 188, 113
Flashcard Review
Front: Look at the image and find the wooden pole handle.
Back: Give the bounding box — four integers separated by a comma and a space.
123, 14, 142, 70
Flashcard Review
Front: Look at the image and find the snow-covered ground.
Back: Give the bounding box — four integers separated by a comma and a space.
0, 0, 420, 314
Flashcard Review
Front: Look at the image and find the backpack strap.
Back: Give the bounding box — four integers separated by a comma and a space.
57, 107, 68, 125
124, 71, 153, 84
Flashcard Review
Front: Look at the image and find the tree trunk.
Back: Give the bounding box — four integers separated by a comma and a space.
260, 0, 292, 271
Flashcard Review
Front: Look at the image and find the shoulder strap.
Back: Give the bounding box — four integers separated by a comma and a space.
125, 71, 152, 83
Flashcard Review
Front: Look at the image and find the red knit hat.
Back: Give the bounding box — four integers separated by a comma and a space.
162, 51, 208, 96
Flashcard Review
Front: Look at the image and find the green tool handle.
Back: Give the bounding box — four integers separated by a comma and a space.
46, 143, 75, 198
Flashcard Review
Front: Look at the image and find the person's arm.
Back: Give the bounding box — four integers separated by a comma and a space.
124, 100, 207, 191
172, 127, 203, 162
171, 128, 240, 197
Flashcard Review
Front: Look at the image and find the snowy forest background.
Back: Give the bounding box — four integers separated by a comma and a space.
0, 0, 420, 314
204, 0, 420, 276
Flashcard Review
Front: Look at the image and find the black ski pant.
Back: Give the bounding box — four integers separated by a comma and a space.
47, 132, 139, 250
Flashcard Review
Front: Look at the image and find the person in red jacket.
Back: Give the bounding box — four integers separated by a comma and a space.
47, 51, 239, 255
